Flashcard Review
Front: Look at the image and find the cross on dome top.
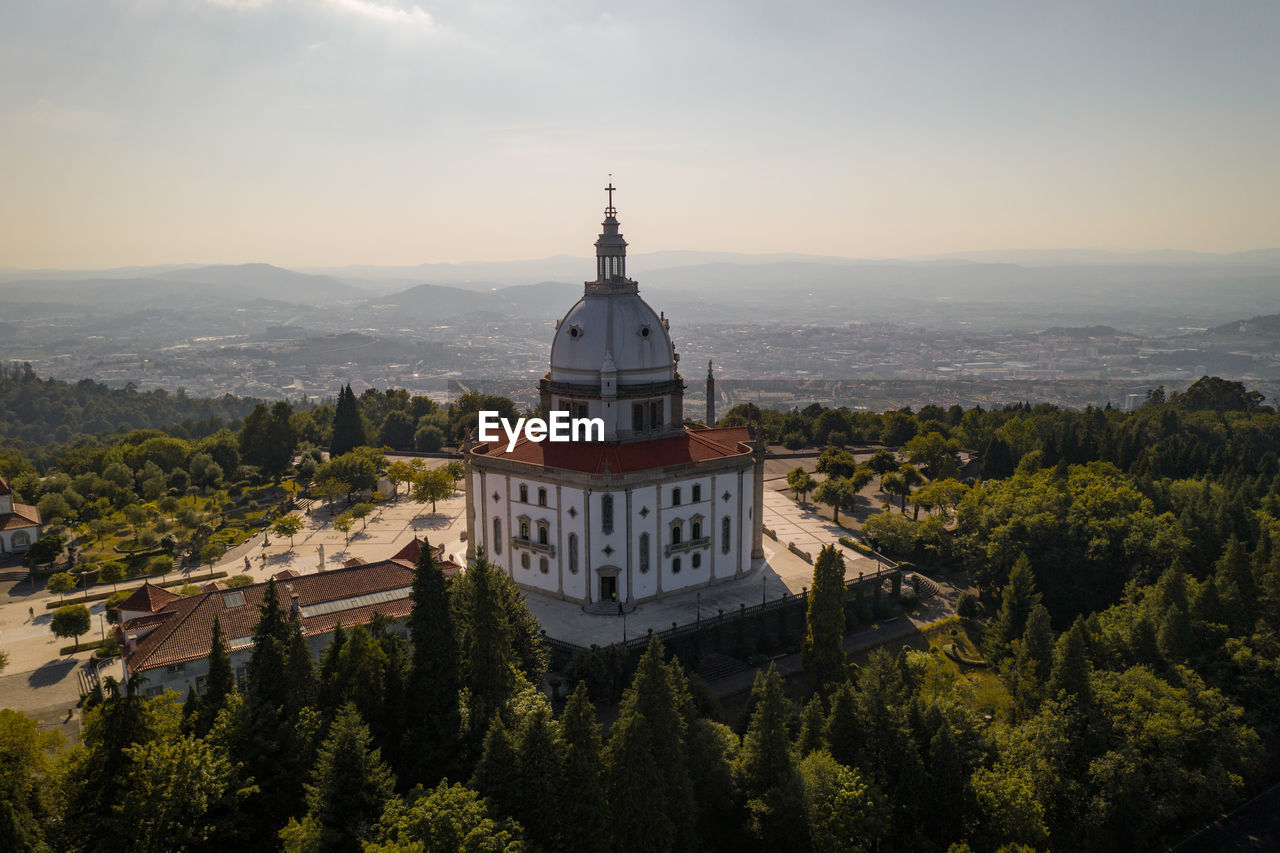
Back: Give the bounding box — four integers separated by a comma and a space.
604, 178, 617, 217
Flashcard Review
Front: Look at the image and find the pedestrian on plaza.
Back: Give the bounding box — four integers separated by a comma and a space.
244, 555, 251, 571
29, 606, 35, 621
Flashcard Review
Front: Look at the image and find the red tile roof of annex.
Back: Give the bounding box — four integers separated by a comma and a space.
471, 426, 755, 474
0, 503, 42, 530
121, 561, 416, 673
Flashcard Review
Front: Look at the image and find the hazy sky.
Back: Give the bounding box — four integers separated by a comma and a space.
2, 0, 1277, 268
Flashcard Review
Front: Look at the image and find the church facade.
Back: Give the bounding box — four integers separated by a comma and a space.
465, 189, 764, 609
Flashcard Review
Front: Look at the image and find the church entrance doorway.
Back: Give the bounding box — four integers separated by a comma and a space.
599, 574, 617, 603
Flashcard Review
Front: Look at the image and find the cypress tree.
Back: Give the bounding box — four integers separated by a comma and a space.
794, 696, 826, 758
1046, 618, 1092, 709
193, 618, 235, 735
472, 715, 520, 822
458, 554, 516, 738
513, 706, 563, 850
984, 554, 1042, 662
922, 723, 967, 845
603, 637, 694, 853
558, 683, 605, 853
289, 702, 394, 852
1156, 604, 1193, 662
317, 622, 346, 714
284, 624, 317, 717
1020, 603, 1054, 684
804, 545, 848, 686
329, 384, 368, 457
734, 666, 806, 850
823, 681, 860, 768
406, 538, 460, 782
1127, 613, 1160, 665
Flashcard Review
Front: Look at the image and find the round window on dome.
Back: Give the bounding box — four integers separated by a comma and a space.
568, 324, 583, 339
639, 325, 651, 338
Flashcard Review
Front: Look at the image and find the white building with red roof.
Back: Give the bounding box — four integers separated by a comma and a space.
465, 189, 764, 610
0, 476, 43, 555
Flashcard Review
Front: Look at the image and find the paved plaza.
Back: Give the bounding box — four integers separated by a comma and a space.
1, 454, 913, 717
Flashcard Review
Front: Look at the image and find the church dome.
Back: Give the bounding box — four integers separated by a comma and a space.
549, 290, 675, 384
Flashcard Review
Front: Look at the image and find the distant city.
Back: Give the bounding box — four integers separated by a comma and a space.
2, 250, 1278, 412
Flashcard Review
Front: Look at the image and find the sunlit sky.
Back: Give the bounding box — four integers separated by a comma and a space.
2, 0, 1278, 268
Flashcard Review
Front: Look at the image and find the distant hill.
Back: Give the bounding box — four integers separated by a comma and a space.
364, 280, 581, 321
1036, 325, 1130, 338
153, 263, 360, 303
1208, 314, 1280, 338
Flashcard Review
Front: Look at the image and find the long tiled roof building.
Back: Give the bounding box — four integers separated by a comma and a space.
118, 538, 457, 698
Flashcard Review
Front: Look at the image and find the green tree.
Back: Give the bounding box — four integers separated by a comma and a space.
385, 460, 416, 500
472, 715, 520, 822
734, 666, 806, 849
558, 683, 605, 853
798, 750, 887, 853
984, 554, 1042, 662
333, 513, 354, 545
24, 534, 64, 568
193, 619, 237, 737
239, 401, 299, 482
364, 780, 526, 853
272, 514, 305, 549
813, 477, 856, 525
0, 708, 61, 853
280, 703, 395, 853
456, 554, 516, 737
866, 448, 898, 486
116, 734, 252, 850
200, 542, 225, 579
46, 570, 77, 601
412, 467, 454, 514
511, 706, 562, 849
804, 545, 847, 685
405, 539, 459, 783
794, 696, 826, 758
786, 467, 816, 503
51, 604, 91, 649
603, 638, 694, 853
98, 561, 126, 592
329, 385, 368, 457
1045, 618, 1092, 708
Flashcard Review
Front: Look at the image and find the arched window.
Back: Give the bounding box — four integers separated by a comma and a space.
521, 553, 530, 570
692, 553, 701, 569
692, 484, 701, 502
722, 517, 731, 554
493, 518, 502, 554
539, 557, 549, 574
639, 533, 650, 573
519, 484, 528, 503
520, 521, 530, 540
671, 525, 682, 546
537, 487, 547, 507
568, 533, 579, 574
12, 531, 29, 548
601, 494, 614, 534
672, 557, 682, 574
538, 524, 548, 546
672, 487, 682, 506
691, 520, 701, 540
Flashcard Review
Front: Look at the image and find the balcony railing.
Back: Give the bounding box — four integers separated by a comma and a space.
664, 537, 710, 558
513, 537, 556, 558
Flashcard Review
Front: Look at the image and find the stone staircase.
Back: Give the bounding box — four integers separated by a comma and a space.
911, 573, 940, 602
582, 599, 635, 616
696, 652, 750, 682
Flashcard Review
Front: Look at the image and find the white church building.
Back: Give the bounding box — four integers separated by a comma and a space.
466, 188, 764, 610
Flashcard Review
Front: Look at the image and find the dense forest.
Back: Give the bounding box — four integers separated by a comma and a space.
2, 374, 1278, 851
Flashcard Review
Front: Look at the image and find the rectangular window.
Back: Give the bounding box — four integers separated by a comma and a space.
639, 533, 650, 573
672, 488, 681, 506
602, 494, 614, 534
672, 557, 682, 574
538, 487, 547, 507
633, 403, 645, 431
650, 401, 661, 430
692, 484, 701, 502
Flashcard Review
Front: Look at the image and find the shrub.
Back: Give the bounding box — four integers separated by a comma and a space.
899, 585, 918, 608
956, 591, 979, 618
178, 584, 201, 596
225, 574, 254, 588
146, 555, 174, 576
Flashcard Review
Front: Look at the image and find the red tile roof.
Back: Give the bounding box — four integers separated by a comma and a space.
390, 537, 462, 575
472, 426, 754, 474
0, 503, 42, 531
116, 581, 182, 616
122, 560, 416, 673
